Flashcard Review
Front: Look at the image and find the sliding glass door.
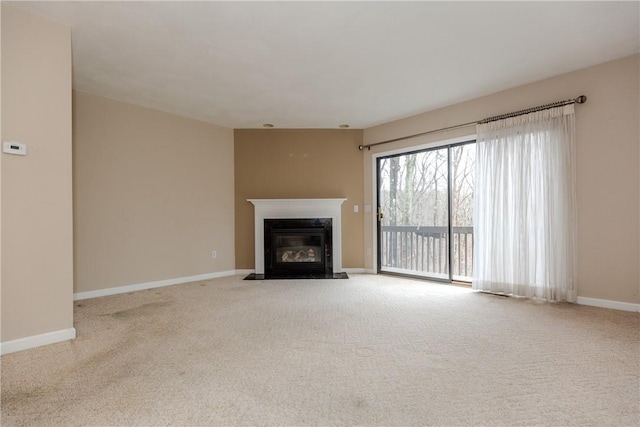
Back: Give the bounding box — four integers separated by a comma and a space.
377, 141, 475, 282
450, 143, 476, 281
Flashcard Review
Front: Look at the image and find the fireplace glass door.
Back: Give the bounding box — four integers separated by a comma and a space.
264, 218, 332, 277
275, 232, 323, 264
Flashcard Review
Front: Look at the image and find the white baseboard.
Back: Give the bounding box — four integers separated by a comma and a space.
235, 269, 255, 275
73, 270, 237, 301
577, 296, 640, 312
1, 327, 76, 355
352, 274, 638, 311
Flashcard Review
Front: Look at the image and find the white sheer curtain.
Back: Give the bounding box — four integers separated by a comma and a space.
473, 105, 577, 302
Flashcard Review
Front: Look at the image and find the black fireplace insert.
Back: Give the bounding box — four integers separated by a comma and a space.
264, 218, 332, 278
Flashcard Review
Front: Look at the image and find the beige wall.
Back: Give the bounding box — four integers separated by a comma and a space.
1, 5, 74, 341
1, 3, 4, 343
73, 91, 235, 292
234, 129, 364, 270
364, 54, 640, 304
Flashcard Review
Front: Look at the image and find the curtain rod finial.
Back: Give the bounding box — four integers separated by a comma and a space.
576, 95, 587, 104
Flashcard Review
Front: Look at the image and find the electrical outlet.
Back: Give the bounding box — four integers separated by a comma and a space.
3, 141, 27, 156
211, 250, 217, 259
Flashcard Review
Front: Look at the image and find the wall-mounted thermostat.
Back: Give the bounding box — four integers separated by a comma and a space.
3, 141, 27, 156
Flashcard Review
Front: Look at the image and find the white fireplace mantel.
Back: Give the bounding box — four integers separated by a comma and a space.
248, 198, 347, 274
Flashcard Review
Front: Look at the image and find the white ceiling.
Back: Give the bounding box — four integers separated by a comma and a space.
11, 1, 640, 129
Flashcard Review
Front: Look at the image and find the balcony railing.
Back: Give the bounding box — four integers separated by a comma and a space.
380, 225, 473, 280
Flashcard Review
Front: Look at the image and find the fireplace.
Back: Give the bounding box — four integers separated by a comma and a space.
264, 218, 332, 278
246, 198, 348, 280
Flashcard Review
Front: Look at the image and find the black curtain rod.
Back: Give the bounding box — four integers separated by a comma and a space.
358, 95, 587, 151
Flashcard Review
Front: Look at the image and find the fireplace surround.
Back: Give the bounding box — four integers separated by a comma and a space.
247, 199, 347, 279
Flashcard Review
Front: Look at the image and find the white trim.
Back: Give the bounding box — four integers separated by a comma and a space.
248, 198, 347, 274
577, 296, 640, 312
1, 328, 76, 355
343, 268, 366, 274
235, 269, 255, 275
73, 270, 237, 301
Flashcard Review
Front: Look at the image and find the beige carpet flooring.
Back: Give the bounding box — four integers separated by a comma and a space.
1, 274, 639, 426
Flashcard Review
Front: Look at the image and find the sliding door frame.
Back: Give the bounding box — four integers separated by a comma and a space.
374, 137, 475, 283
